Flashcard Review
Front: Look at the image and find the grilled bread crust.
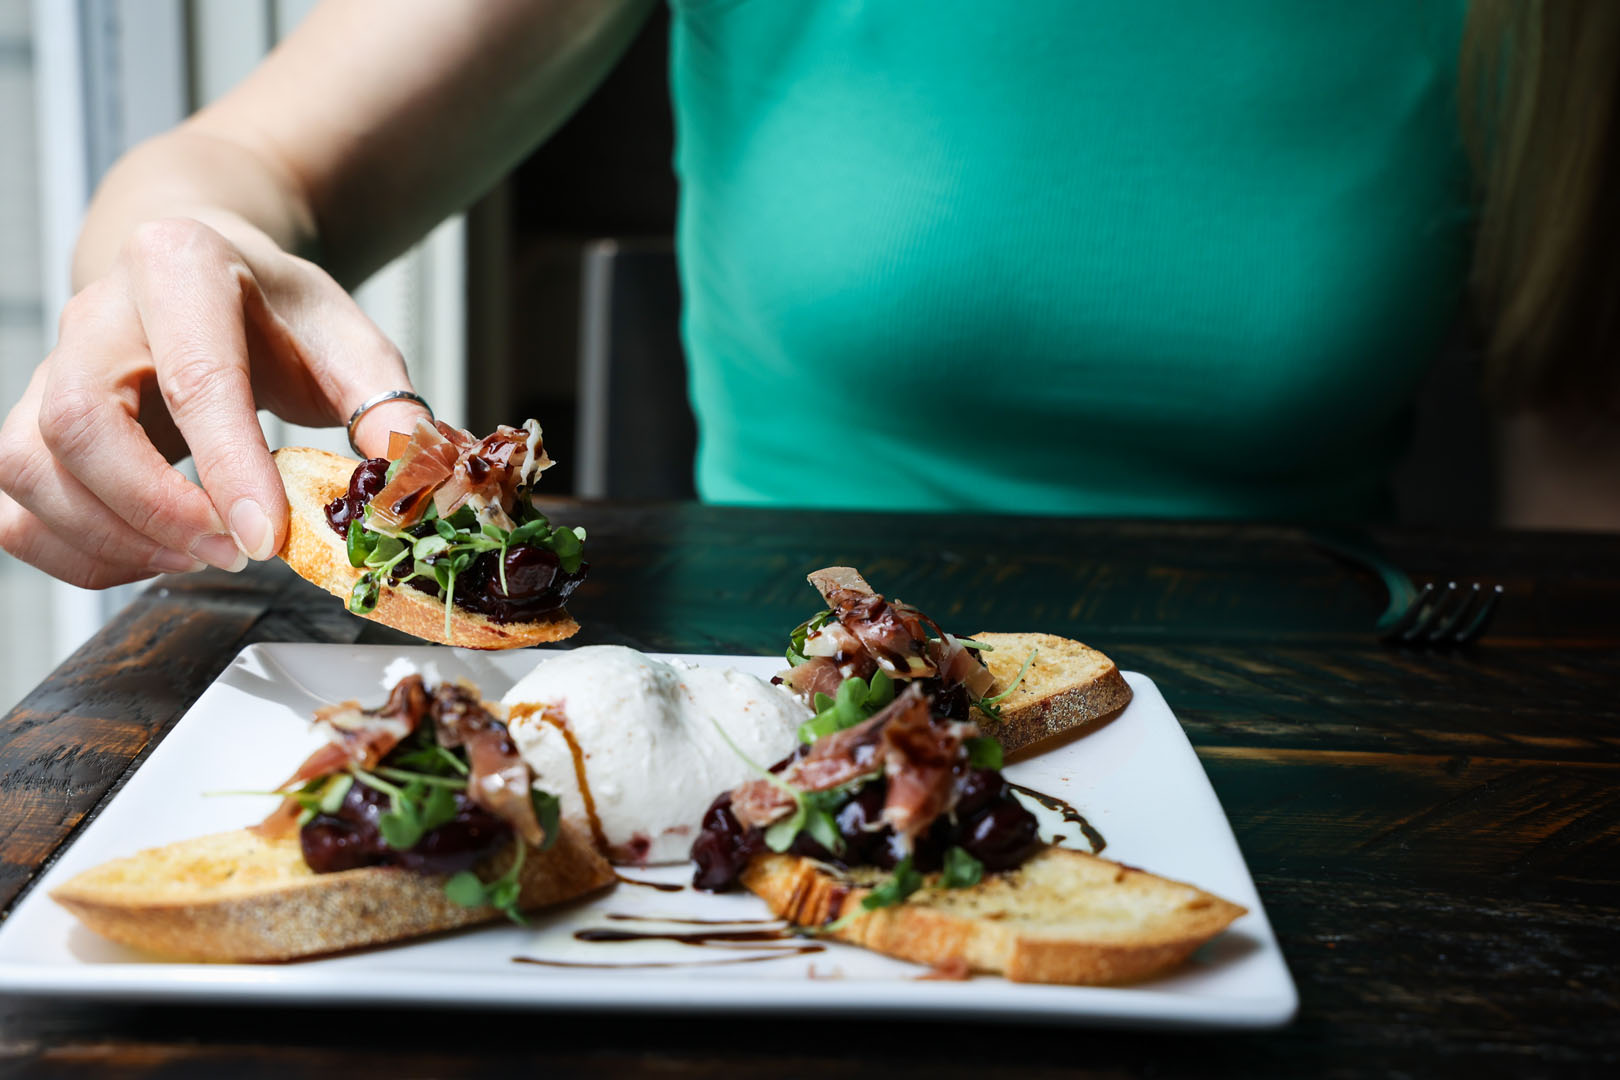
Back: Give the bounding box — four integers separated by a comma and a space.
969, 632, 1133, 755
274, 446, 579, 649
741, 847, 1245, 985
51, 821, 613, 962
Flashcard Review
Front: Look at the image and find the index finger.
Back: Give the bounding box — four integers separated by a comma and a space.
127, 221, 286, 562
39, 282, 247, 571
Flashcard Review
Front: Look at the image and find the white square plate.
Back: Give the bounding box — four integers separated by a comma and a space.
0, 644, 1296, 1028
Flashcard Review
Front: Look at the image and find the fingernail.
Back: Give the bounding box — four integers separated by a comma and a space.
229, 500, 275, 561
150, 549, 206, 575
191, 533, 248, 572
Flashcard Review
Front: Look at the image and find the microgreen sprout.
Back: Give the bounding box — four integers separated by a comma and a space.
445, 834, 527, 923
964, 736, 1004, 770
939, 845, 984, 889
797, 670, 893, 743
785, 609, 836, 666
974, 647, 1038, 723
343, 467, 588, 638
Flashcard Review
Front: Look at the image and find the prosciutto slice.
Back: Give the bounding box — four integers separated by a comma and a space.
431, 683, 547, 847
808, 569, 926, 675
800, 567, 994, 699
366, 419, 473, 532
931, 635, 997, 700
728, 781, 797, 831
364, 418, 555, 535
430, 423, 551, 531
252, 675, 431, 838
780, 656, 849, 702
878, 700, 976, 838
726, 684, 972, 842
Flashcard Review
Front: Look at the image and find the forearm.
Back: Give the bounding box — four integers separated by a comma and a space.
73, 0, 655, 293
73, 128, 318, 289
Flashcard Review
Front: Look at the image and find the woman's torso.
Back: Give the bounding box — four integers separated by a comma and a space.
668, 0, 1473, 518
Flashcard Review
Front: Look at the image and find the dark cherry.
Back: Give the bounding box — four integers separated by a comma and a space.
389, 801, 511, 874
834, 781, 886, 838
447, 547, 587, 623
957, 800, 1043, 871
483, 545, 560, 600
690, 794, 766, 892
690, 758, 1045, 890
952, 768, 1006, 820
323, 458, 589, 624
300, 815, 384, 873
323, 457, 389, 537
298, 761, 512, 875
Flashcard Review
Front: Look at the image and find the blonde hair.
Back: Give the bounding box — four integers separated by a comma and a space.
1461, 1, 1620, 414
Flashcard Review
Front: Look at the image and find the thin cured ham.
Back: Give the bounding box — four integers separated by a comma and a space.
877, 697, 976, 838
366, 419, 471, 532
791, 566, 996, 706
365, 418, 554, 535
431, 683, 547, 847
780, 656, 852, 702
726, 685, 972, 843
252, 676, 431, 838
430, 422, 551, 531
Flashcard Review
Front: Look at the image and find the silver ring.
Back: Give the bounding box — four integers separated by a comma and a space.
346, 390, 433, 457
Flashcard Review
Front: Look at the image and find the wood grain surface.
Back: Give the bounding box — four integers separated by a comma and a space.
1, 504, 1617, 1079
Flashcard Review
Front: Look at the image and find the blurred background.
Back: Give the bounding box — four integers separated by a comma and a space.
0, 1, 1491, 713
0, 0, 685, 713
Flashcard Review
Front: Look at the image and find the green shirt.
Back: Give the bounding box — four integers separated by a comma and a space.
669, 0, 1473, 518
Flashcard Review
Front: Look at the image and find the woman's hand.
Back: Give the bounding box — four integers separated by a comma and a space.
0, 0, 657, 589
0, 216, 427, 588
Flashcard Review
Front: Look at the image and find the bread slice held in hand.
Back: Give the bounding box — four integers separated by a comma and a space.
274, 446, 579, 649
742, 847, 1245, 985
51, 822, 613, 963
970, 632, 1133, 755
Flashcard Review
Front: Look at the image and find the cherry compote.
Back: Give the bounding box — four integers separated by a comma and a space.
690, 765, 1042, 892
322, 458, 587, 623
300, 776, 511, 875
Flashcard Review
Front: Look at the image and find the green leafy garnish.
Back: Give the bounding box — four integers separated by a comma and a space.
444, 835, 528, 923
964, 736, 1003, 770
974, 647, 1038, 723
349, 572, 380, 615
341, 460, 587, 629
318, 773, 354, 813
940, 846, 984, 889
785, 609, 835, 666
820, 848, 987, 934
389, 743, 470, 777
710, 716, 868, 857
797, 670, 894, 744
346, 518, 374, 567
531, 789, 561, 851
764, 787, 850, 855
861, 857, 924, 911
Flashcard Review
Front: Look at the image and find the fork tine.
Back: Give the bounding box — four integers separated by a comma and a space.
1454, 584, 1503, 644
1426, 582, 1482, 644
1383, 582, 1436, 642
1401, 582, 1461, 644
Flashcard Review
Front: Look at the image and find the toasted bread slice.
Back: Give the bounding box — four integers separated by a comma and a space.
742, 847, 1245, 985
273, 446, 579, 649
50, 821, 613, 962
969, 632, 1133, 755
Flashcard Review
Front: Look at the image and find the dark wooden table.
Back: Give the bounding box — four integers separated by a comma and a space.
2, 504, 1617, 1079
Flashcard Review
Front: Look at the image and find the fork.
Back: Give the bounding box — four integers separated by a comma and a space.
1305, 528, 1503, 646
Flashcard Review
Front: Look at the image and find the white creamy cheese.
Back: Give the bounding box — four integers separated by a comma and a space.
378, 656, 444, 692
501, 645, 808, 865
